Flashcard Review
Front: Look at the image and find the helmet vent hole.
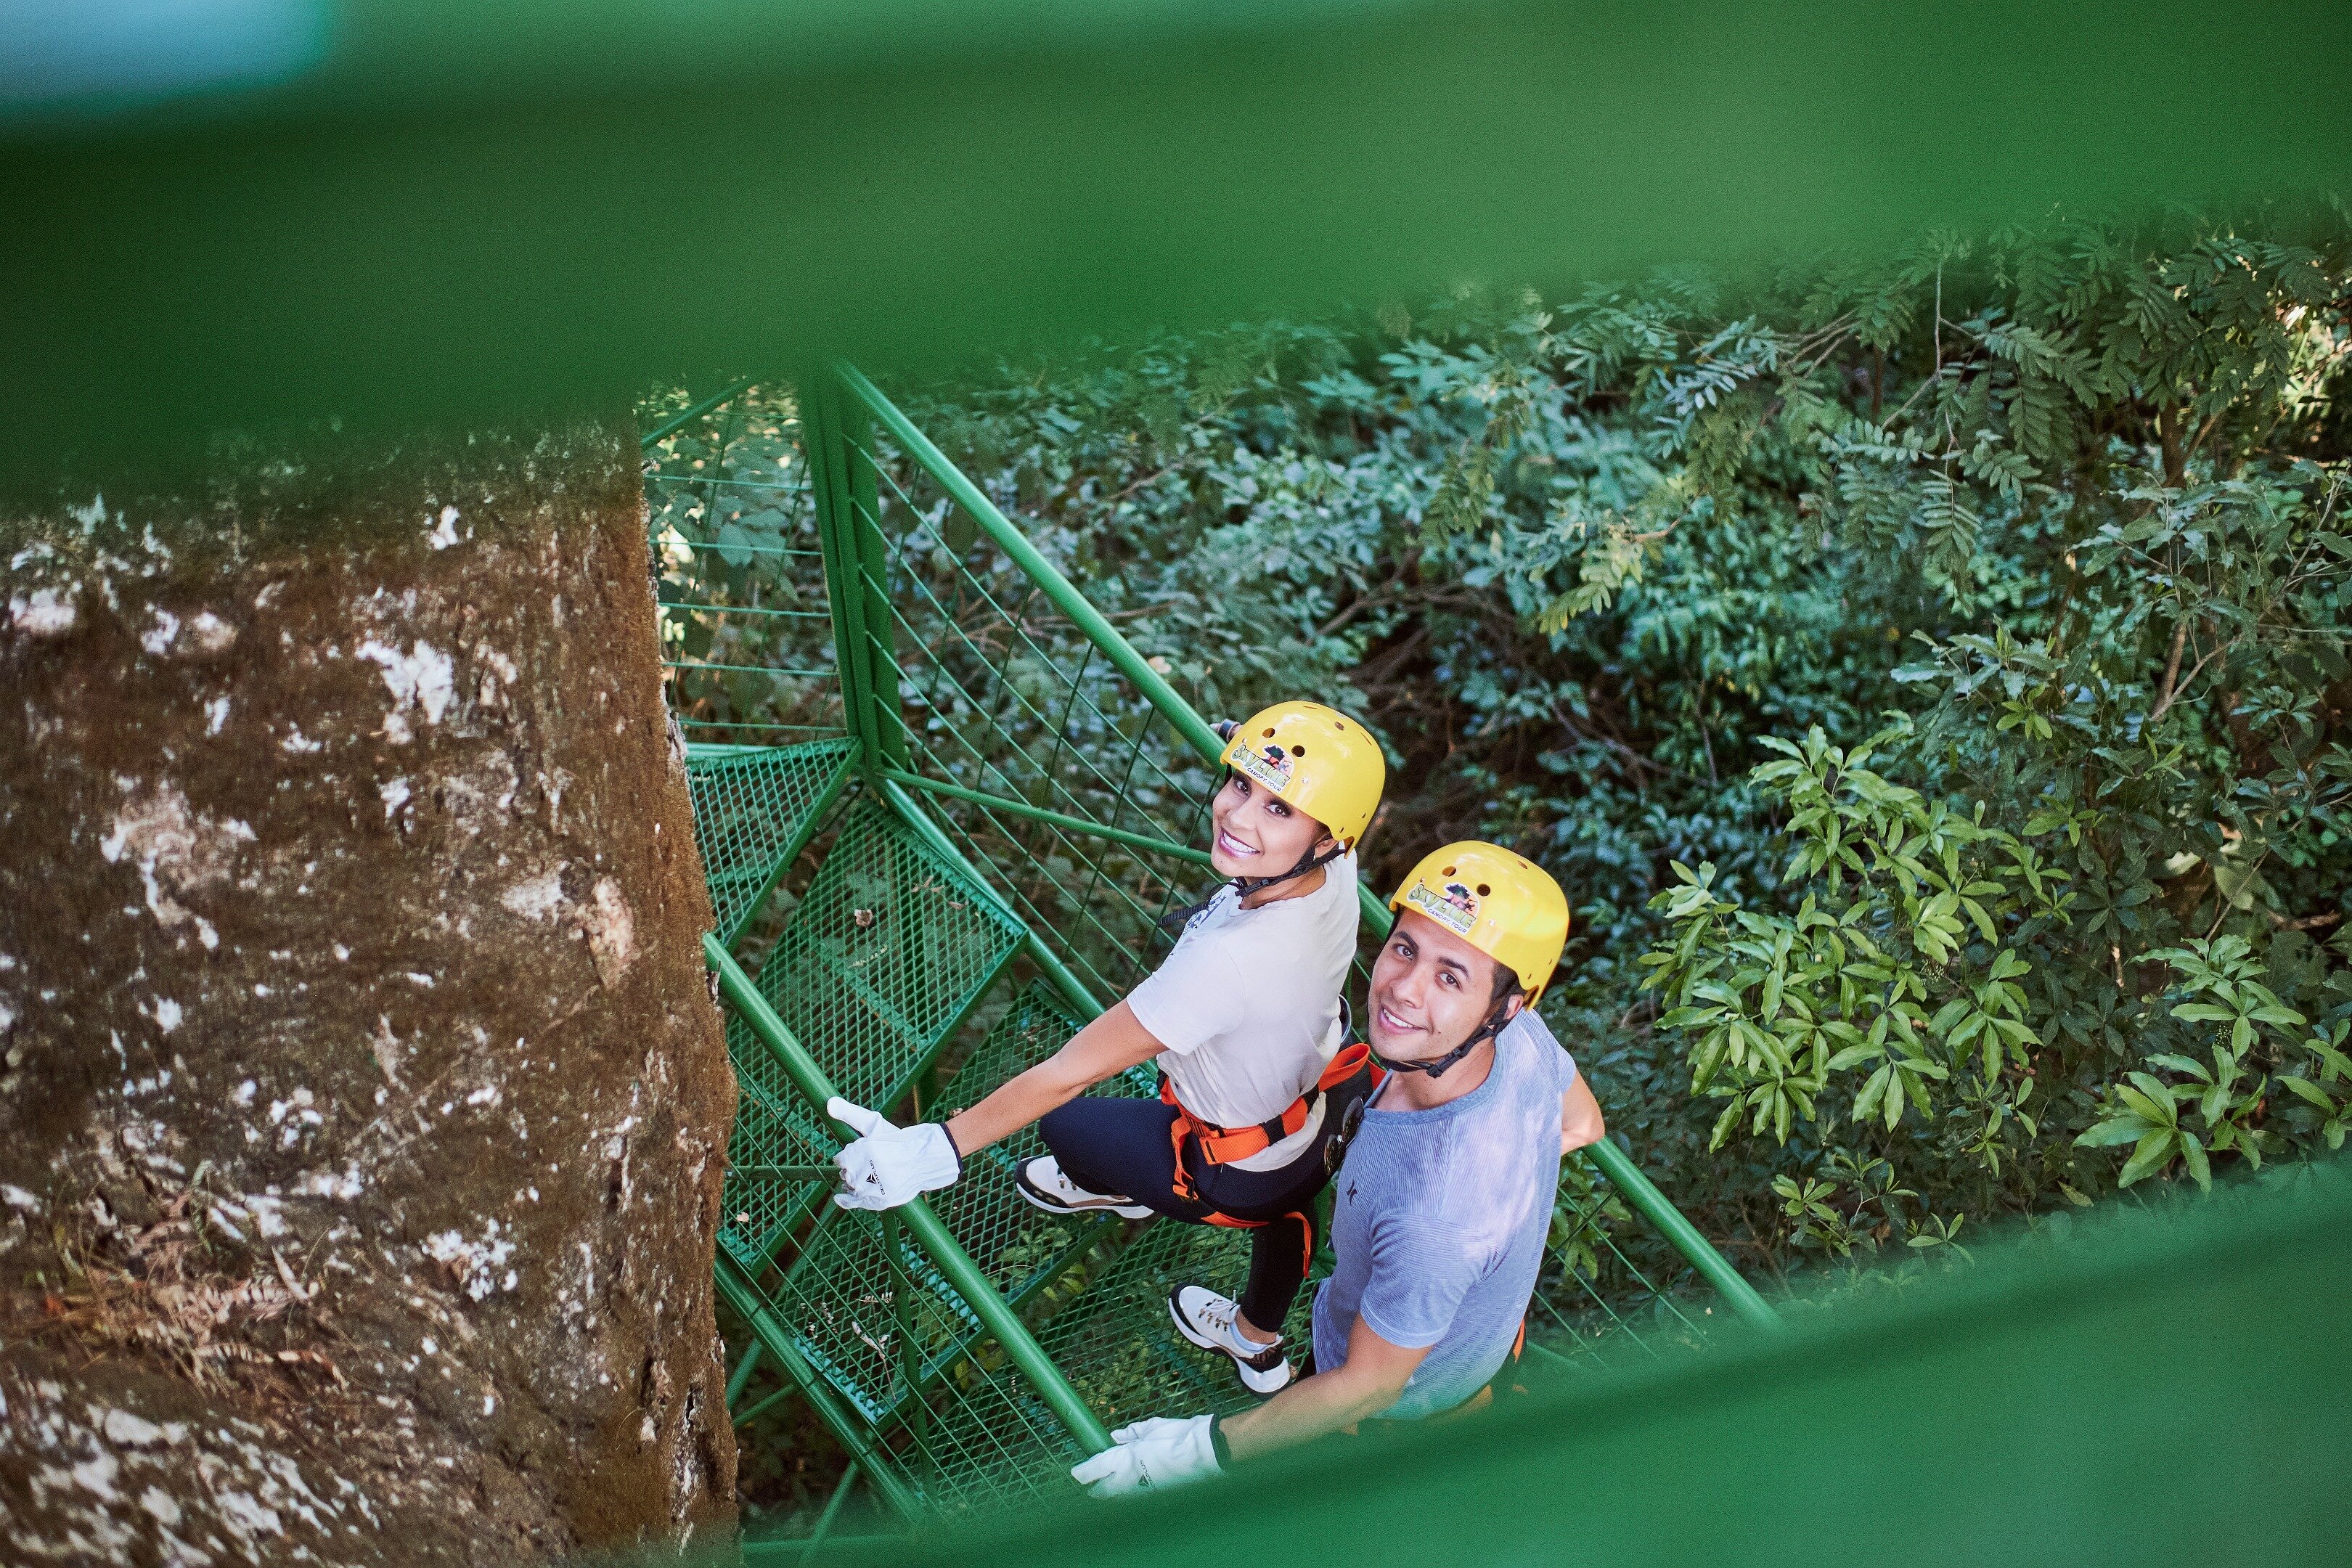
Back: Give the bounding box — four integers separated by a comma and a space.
1441, 865, 1455, 877
1262, 727, 1277, 738
1477, 883, 1492, 897
1290, 745, 1305, 757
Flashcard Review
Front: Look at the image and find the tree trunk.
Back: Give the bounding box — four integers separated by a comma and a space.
0, 428, 738, 1564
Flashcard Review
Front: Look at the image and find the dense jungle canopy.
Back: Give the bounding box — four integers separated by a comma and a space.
841, 208, 2352, 1281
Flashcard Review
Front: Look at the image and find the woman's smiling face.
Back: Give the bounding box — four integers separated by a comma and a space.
1207, 771, 1331, 878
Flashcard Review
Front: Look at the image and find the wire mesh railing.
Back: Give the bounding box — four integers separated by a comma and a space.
642, 383, 846, 745
830, 409, 1220, 1008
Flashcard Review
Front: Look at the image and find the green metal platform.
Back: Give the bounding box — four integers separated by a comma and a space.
646, 367, 1780, 1532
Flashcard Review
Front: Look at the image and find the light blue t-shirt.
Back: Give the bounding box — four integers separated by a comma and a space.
1311, 1011, 1577, 1418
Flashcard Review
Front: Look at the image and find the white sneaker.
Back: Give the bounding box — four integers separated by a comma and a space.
1016, 1156, 1153, 1220
1167, 1284, 1293, 1395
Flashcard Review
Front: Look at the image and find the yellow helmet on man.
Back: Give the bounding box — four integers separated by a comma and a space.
1387, 841, 1571, 1005
1220, 700, 1386, 851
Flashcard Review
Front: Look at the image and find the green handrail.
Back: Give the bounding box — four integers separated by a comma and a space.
1584, 1140, 1780, 1331
702, 933, 1116, 1456
640, 377, 754, 448
878, 767, 1214, 867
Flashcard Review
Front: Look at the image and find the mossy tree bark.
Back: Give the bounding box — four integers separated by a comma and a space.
0, 429, 738, 1564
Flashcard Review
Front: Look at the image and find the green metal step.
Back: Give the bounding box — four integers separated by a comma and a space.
749, 797, 1025, 1111
926, 984, 1153, 1304
685, 738, 857, 945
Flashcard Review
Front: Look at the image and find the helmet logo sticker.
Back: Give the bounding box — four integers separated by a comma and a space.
1231, 740, 1294, 793
1403, 878, 1479, 936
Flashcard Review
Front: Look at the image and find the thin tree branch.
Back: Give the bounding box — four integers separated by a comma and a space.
2148, 613, 2194, 723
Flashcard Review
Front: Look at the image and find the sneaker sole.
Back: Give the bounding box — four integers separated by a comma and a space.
1167, 1290, 1294, 1395
1014, 1164, 1153, 1220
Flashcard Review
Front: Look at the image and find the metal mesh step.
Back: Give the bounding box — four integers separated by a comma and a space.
750, 797, 1025, 1111
685, 738, 857, 942
926, 983, 1156, 1305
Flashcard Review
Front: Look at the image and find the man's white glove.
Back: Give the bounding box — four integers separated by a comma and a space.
828, 1098, 960, 1211
1069, 1415, 1221, 1498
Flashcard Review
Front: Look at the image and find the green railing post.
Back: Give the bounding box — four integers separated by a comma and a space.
845, 414, 910, 772
703, 933, 1115, 1455
1585, 1140, 1781, 1331
807, 377, 904, 772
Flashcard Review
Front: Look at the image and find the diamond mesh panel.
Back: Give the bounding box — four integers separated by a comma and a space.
926, 983, 1157, 1304
687, 738, 857, 942
1032, 1215, 1316, 1432
753, 799, 1026, 1111
726, 1213, 1082, 1516
717, 1013, 838, 1274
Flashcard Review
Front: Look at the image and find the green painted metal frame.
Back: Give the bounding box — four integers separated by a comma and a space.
689, 362, 1780, 1527
826, 361, 1779, 1330
690, 739, 863, 953
707, 934, 1116, 1455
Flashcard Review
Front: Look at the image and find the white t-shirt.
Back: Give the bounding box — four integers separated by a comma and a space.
1125, 853, 1360, 1171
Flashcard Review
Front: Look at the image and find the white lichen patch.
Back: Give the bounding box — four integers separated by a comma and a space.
427, 505, 463, 550
100, 782, 256, 952
583, 877, 637, 987
292, 1165, 364, 1201
179, 611, 237, 657
139, 608, 180, 656
499, 869, 565, 921
8, 586, 78, 638
420, 1220, 518, 1302
355, 638, 455, 740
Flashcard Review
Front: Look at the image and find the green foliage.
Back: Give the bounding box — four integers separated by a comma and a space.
686, 205, 2352, 1284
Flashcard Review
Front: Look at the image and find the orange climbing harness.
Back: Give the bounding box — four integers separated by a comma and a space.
1161, 1042, 1379, 1213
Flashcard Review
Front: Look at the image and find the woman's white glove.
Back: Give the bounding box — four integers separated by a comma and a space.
828, 1097, 960, 1211
1069, 1415, 1220, 1498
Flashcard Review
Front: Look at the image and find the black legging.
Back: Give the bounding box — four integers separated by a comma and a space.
1040, 1095, 1329, 1333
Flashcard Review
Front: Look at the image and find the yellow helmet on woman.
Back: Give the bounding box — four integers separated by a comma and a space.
1220, 700, 1386, 850
1388, 841, 1571, 1004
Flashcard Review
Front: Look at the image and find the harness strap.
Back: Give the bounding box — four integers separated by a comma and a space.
1164, 1043, 1377, 1196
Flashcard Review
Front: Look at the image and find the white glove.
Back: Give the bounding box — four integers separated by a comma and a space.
828, 1098, 961, 1211
1069, 1415, 1220, 1498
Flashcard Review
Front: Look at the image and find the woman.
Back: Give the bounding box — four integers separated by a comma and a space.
828, 700, 1384, 1394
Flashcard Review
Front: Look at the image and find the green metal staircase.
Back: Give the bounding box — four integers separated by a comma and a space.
642, 367, 1779, 1532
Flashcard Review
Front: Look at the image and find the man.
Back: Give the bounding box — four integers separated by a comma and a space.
1072, 841, 1604, 1495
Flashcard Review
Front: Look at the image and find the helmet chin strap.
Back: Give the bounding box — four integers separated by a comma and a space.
1369, 1001, 1514, 1079
1159, 776, 1345, 932
1230, 838, 1347, 902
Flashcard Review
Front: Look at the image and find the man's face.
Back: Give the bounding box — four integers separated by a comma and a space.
1366, 910, 1506, 1060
